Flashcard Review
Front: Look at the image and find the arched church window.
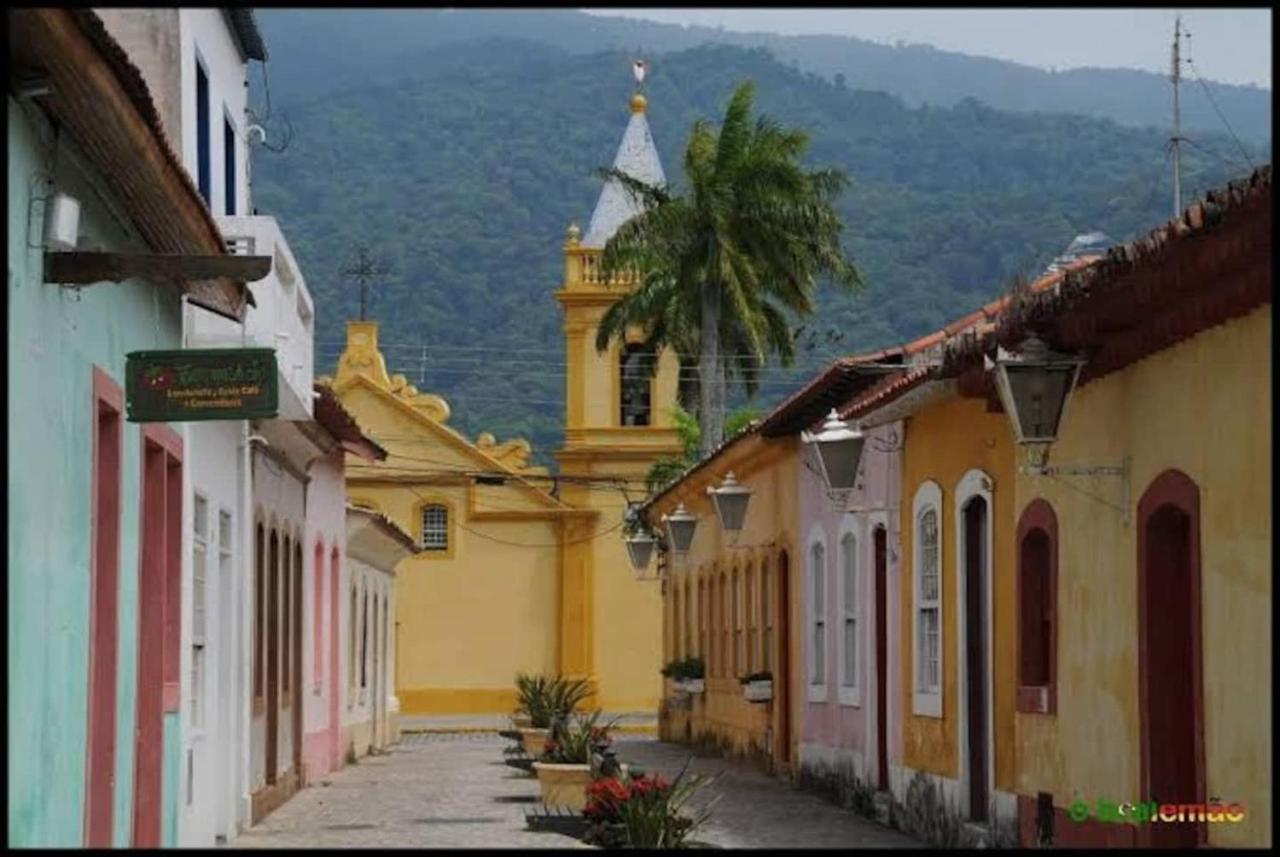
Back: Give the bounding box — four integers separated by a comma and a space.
620, 343, 655, 426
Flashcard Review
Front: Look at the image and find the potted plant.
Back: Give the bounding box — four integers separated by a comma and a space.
533, 711, 616, 811
518, 675, 592, 756
739, 670, 773, 702
583, 760, 718, 848
512, 673, 543, 729
662, 656, 705, 694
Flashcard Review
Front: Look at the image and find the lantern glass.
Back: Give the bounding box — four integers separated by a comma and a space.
994, 338, 1083, 444
625, 534, 656, 571
805, 410, 866, 492
816, 434, 866, 491
709, 471, 752, 534
664, 503, 698, 553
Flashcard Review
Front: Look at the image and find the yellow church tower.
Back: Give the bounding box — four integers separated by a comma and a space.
322, 72, 682, 722
555, 83, 683, 712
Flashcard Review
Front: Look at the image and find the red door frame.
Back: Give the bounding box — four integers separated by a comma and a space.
132, 423, 182, 848
329, 548, 341, 768
1136, 469, 1206, 848
86, 368, 123, 846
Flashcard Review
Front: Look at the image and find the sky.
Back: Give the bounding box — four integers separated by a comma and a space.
581, 8, 1272, 88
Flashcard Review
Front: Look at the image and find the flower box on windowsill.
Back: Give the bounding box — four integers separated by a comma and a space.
742, 680, 773, 702
675, 678, 705, 694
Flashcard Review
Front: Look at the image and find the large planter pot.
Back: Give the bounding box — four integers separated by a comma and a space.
532, 762, 592, 811
519, 727, 550, 756
512, 713, 534, 729
742, 679, 773, 702
676, 678, 705, 694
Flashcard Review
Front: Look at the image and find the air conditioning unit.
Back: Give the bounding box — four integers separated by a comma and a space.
44, 192, 80, 251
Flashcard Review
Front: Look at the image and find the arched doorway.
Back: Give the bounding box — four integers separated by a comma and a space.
1137, 470, 1205, 848
962, 495, 989, 822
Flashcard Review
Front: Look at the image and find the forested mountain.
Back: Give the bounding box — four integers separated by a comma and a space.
255, 8, 1271, 144
250, 35, 1263, 465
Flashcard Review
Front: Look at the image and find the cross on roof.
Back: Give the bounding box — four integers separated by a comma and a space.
341, 245, 390, 321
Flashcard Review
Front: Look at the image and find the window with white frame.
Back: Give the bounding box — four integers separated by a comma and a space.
839, 530, 859, 703
191, 493, 208, 729
913, 481, 943, 717
421, 504, 448, 551
809, 540, 827, 694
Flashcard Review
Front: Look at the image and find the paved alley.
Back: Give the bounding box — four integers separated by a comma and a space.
231, 732, 919, 849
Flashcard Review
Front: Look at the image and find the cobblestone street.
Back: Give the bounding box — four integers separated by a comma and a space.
231, 733, 919, 848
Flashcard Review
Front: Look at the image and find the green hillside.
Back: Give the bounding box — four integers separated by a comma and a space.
251, 38, 1257, 465
255, 8, 1272, 144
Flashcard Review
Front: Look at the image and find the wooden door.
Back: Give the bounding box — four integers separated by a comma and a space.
265, 531, 280, 784
1140, 482, 1204, 848
133, 432, 180, 847
775, 550, 792, 767
964, 497, 989, 822
874, 526, 889, 793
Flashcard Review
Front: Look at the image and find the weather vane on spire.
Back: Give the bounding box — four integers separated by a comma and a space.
632, 58, 648, 91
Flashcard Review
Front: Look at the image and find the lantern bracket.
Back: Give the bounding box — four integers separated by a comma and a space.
1020, 454, 1131, 525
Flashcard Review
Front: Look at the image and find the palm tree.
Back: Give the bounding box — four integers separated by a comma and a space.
595, 80, 861, 456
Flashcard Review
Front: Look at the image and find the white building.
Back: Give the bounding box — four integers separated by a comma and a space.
95, 6, 357, 842
96, 7, 267, 845
343, 505, 417, 758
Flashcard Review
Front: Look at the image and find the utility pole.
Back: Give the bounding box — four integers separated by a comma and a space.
1171, 14, 1184, 217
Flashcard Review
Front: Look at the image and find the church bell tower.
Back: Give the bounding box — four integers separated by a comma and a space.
552, 68, 682, 713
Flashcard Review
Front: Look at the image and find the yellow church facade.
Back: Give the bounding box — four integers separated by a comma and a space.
325, 90, 682, 716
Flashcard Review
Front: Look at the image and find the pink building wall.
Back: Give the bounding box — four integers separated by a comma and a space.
797, 420, 903, 790
302, 449, 347, 781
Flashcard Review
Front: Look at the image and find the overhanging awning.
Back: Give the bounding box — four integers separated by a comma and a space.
8, 8, 256, 321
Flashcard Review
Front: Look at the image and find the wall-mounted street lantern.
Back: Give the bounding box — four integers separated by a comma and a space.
987, 336, 1130, 524
707, 471, 752, 540
802, 410, 867, 496
624, 530, 658, 576
662, 502, 698, 555
988, 335, 1085, 445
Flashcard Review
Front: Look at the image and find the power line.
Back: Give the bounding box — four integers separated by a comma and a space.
1185, 56, 1255, 172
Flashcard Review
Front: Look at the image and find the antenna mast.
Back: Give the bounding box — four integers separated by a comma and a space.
1171, 14, 1183, 216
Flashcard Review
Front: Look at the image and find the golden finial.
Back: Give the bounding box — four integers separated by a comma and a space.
631, 58, 649, 113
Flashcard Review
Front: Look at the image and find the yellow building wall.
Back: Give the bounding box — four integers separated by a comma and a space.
650, 435, 804, 769
899, 394, 1018, 793
332, 353, 575, 716
1013, 306, 1271, 847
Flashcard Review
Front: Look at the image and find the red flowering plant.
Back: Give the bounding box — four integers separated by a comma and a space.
583, 760, 717, 849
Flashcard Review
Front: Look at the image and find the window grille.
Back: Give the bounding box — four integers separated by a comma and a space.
917, 508, 940, 693
421, 504, 448, 551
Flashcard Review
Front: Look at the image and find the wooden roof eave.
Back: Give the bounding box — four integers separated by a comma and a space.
9, 8, 252, 322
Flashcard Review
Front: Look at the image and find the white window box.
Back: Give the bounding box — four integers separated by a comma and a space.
675, 678, 705, 694
742, 679, 773, 702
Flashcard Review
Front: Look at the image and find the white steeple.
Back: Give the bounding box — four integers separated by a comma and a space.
582, 82, 665, 249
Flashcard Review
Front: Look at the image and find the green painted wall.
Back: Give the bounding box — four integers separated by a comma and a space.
7, 97, 184, 846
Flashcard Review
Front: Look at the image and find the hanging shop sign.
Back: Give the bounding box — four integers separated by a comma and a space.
126, 348, 278, 422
